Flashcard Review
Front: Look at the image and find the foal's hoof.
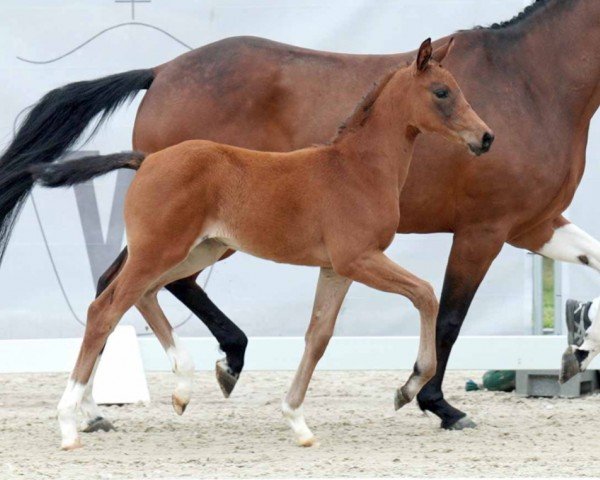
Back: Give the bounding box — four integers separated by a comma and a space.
172, 394, 188, 416
394, 388, 411, 410
60, 438, 83, 451
445, 416, 477, 430
560, 346, 581, 384
297, 434, 319, 447
82, 416, 115, 433
216, 359, 240, 398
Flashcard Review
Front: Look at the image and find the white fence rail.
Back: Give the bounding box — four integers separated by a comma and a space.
0, 335, 589, 373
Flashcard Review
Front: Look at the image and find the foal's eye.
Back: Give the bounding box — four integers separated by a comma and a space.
434, 89, 449, 99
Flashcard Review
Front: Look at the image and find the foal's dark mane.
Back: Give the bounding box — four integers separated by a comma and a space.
331, 68, 398, 143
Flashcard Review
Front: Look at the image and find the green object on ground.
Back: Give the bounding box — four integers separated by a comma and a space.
465, 379, 480, 391
482, 370, 516, 392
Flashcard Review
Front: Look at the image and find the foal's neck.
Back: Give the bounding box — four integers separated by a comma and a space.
333, 70, 418, 185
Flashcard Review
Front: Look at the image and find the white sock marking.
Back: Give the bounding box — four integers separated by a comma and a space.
57, 379, 86, 449
167, 333, 194, 404
538, 223, 600, 270
79, 358, 104, 428
282, 401, 315, 446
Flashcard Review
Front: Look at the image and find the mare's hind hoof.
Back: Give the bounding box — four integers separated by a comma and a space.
394, 388, 411, 410
560, 346, 581, 384
82, 416, 115, 433
216, 358, 240, 398
445, 416, 476, 430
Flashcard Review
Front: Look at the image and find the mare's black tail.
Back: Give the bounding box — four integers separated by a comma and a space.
0, 69, 154, 263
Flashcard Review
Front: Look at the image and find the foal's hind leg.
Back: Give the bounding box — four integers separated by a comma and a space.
57, 250, 188, 450
136, 293, 195, 415
58, 269, 149, 449
133, 239, 229, 413
282, 268, 351, 446
79, 249, 130, 434
97, 246, 248, 397
334, 251, 438, 408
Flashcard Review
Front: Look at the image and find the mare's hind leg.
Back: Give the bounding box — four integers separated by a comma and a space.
512, 217, 600, 381
334, 251, 438, 408
136, 293, 195, 415
165, 274, 248, 398
282, 268, 352, 446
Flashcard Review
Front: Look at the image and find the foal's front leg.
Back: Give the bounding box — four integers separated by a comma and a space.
334, 250, 439, 407
283, 267, 352, 446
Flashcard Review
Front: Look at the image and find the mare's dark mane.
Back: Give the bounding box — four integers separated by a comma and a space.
476, 0, 556, 30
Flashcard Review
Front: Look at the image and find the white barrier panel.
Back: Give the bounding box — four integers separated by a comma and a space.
92, 326, 150, 405
0, 336, 590, 373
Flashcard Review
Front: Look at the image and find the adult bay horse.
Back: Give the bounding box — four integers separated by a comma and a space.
1, 0, 599, 430
26, 39, 491, 450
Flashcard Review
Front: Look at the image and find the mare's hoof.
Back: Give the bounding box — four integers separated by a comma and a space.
560, 346, 581, 384
216, 359, 240, 398
445, 416, 476, 430
172, 394, 188, 416
394, 388, 411, 410
60, 438, 83, 451
82, 416, 115, 433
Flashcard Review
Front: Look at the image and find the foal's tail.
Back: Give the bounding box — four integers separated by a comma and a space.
0, 69, 154, 263
30, 152, 146, 188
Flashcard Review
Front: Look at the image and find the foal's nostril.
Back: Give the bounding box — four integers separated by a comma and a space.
481, 132, 494, 152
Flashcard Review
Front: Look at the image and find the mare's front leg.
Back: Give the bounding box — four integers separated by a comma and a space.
417, 229, 505, 429
334, 251, 439, 407
283, 267, 352, 446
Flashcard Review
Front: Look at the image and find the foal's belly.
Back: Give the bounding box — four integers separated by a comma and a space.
204, 220, 331, 268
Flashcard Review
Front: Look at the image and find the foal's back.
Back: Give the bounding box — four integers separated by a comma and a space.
125, 139, 358, 266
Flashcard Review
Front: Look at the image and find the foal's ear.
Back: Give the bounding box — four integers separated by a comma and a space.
431, 37, 454, 64
416, 38, 433, 72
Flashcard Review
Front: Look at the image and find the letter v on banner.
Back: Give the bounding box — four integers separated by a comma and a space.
70, 151, 135, 286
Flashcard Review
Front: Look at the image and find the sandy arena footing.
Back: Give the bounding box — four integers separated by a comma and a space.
1, 370, 599, 478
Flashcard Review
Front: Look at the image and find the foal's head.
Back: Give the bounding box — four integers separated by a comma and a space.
406, 38, 494, 156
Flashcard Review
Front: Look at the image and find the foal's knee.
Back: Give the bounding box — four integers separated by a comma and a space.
412, 281, 438, 318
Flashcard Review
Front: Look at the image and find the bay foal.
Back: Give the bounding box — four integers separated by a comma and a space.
31, 38, 492, 449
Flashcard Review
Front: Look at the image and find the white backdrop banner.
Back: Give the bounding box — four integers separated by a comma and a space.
0, 0, 540, 339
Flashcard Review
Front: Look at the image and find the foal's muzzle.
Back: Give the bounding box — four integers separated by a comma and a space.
468, 131, 494, 156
